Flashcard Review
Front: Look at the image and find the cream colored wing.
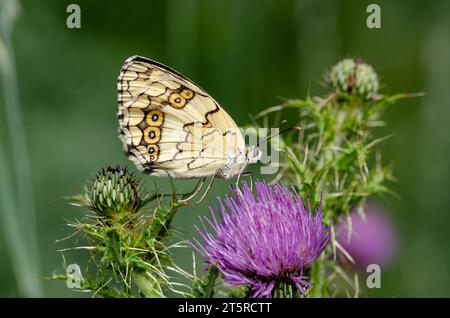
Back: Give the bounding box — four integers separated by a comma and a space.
117, 56, 246, 179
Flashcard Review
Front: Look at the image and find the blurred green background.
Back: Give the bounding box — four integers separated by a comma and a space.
0, 0, 449, 297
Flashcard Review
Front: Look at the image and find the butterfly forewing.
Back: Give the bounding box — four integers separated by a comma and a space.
117, 56, 246, 178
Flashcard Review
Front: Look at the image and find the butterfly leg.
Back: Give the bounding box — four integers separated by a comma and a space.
236, 171, 253, 189
247, 173, 254, 191
193, 175, 216, 205
178, 177, 206, 203
235, 171, 242, 188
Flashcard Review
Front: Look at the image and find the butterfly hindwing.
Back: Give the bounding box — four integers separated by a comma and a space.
117, 56, 246, 179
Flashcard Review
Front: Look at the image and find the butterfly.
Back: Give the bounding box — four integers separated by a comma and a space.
117, 56, 261, 199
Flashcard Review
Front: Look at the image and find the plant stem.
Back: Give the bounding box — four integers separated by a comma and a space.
132, 272, 164, 298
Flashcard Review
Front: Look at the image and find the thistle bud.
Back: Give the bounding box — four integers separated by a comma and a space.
328, 58, 379, 100
89, 166, 143, 217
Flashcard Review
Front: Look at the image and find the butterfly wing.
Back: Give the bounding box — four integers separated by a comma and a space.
117, 56, 246, 179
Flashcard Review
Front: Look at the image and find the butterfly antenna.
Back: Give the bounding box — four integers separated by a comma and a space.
258, 120, 284, 146
268, 126, 295, 141
257, 120, 298, 147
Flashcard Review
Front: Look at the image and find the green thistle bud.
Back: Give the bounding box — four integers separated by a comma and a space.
89, 166, 143, 217
328, 58, 379, 100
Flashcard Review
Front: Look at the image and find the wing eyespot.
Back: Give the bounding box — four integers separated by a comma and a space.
143, 126, 161, 143
169, 92, 187, 108
146, 110, 164, 126
180, 88, 195, 100
147, 145, 159, 161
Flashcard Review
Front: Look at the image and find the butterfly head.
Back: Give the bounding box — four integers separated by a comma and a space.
217, 146, 261, 179
245, 145, 262, 164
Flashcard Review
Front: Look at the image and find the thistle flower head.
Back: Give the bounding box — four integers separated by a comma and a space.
328, 58, 379, 99
193, 181, 330, 298
337, 204, 398, 269
89, 166, 144, 217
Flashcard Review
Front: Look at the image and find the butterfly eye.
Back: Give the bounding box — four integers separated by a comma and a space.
146, 110, 164, 126
143, 127, 161, 143
180, 89, 194, 100
169, 93, 187, 108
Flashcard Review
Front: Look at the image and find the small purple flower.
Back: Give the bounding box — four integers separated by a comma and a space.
336, 204, 398, 269
192, 181, 330, 298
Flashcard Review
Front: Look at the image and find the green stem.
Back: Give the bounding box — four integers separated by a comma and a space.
191, 264, 219, 298
309, 254, 326, 298
150, 203, 179, 240
132, 272, 164, 298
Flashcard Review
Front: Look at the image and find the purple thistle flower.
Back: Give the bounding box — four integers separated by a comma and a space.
192, 181, 330, 298
336, 204, 398, 269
